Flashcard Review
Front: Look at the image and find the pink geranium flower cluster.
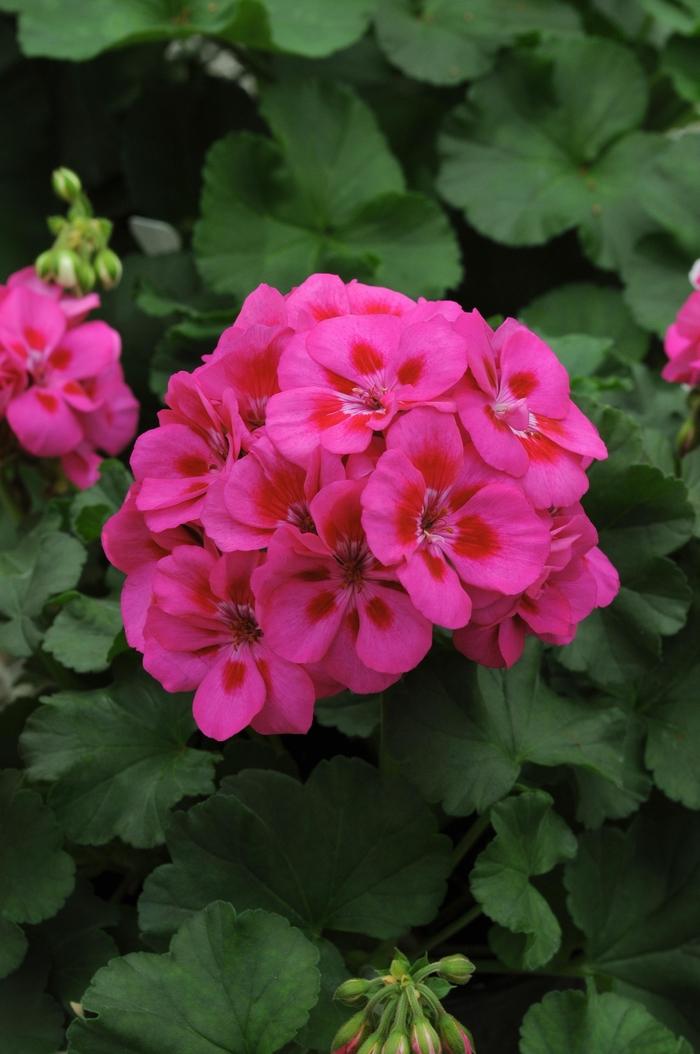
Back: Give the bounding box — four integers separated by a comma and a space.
0, 267, 138, 487
663, 260, 700, 387
103, 274, 619, 741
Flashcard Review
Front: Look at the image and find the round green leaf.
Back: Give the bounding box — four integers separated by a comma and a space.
20, 672, 219, 848
139, 757, 451, 941
520, 988, 692, 1054
68, 904, 321, 1054
0, 917, 27, 979
639, 135, 700, 257
0, 770, 74, 926
622, 233, 692, 335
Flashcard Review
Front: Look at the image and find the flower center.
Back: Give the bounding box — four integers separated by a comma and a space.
217, 601, 262, 647
336, 537, 374, 589
419, 489, 452, 543
287, 501, 315, 533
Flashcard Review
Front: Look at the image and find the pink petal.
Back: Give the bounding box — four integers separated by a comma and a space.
586, 546, 620, 607
286, 273, 350, 330
347, 279, 414, 316
397, 548, 472, 629
456, 378, 529, 476
131, 423, 215, 481
251, 646, 315, 734
7, 386, 82, 456
386, 407, 463, 489
0, 286, 66, 360
392, 318, 467, 401
61, 443, 102, 489
46, 321, 119, 380
361, 448, 425, 564
306, 313, 402, 382
319, 610, 400, 693
309, 479, 365, 553
535, 404, 607, 460
356, 582, 432, 674
255, 567, 346, 664
151, 546, 219, 619
518, 437, 590, 508
454, 309, 498, 397
497, 322, 569, 416
193, 646, 266, 741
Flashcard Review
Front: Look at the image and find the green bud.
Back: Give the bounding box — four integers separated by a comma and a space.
35, 249, 56, 281
437, 1014, 473, 1054
409, 1020, 441, 1054
358, 1032, 383, 1054
47, 215, 67, 236
331, 1011, 368, 1054
94, 248, 123, 290
389, 950, 412, 980
74, 257, 96, 293
52, 166, 82, 203
437, 955, 475, 986
54, 248, 80, 289
334, 977, 372, 1005
382, 1029, 410, 1054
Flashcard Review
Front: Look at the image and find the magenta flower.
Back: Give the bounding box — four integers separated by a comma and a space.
252, 479, 433, 694
143, 547, 315, 740
663, 287, 700, 387
2, 265, 100, 324
361, 407, 550, 628
455, 311, 607, 507
266, 311, 468, 462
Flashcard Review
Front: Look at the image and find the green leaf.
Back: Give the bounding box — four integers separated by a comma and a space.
438, 39, 655, 268
195, 81, 460, 299
296, 939, 349, 1052
546, 334, 611, 377
383, 643, 629, 815
662, 37, 700, 104
67, 903, 320, 1054
520, 988, 692, 1054
565, 809, 700, 1043
20, 672, 218, 848
0, 948, 63, 1054
0, 770, 74, 926
70, 461, 132, 544
0, 519, 86, 658
574, 712, 651, 827
681, 450, 700, 536
249, 0, 377, 58
521, 283, 648, 364
639, 135, 700, 257
471, 790, 576, 970
139, 757, 451, 941
43, 594, 123, 674
375, 0, 581, 86
639, 0, 700, 33
0, 916, 27, 979
15, 0, 243, 60
316, 691, 382, 737
622, 233, 692, 335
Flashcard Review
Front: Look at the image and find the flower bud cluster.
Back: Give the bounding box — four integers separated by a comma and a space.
331, 952, 476, 1054
34, 168, 123, 295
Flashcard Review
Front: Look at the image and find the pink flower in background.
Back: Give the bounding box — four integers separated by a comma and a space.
0, 268, 138, 487
663, 264, 700, 387
102, 273, 617, 740
143, 546, 315, 740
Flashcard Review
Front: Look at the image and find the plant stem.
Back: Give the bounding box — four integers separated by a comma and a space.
423, 903, 483, 952
452, 812, 491, 866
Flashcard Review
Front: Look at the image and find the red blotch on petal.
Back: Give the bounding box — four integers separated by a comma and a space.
453, 514, 500, 559
396, 355, 425, 386
223, 659, 246, 692
423, 550, 447, 580
24, 326, 46, 351
508, 371, 537, 398
310, 393, 348, 430
365, 594, 393, 629
520, 432, 560, 463
350, 341, 384, 374
307, 590, 337, 623
176, 454, 210, 476
49, 347, 71, 370
63, 381, 83, 396
36, 391, 58, 413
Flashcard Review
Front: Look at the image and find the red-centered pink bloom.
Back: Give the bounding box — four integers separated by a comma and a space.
252, 480, 433, 693
361, 408, 550, 629
102, 484, 198, 649
79, 363, 139, 457
202, 434, 343, 551
455, 312, 607, 507
2, 266, 100, 324
663, 289, 700, 387
131, 371, 243, 532
0, 286, 119, 457
453, 504, 619, 667
285, 273, 414, 331
143, 547, 315, 740
0, 348, 24, 416
266, 314, 467, 461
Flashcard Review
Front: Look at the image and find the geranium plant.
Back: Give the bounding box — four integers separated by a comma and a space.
1, 4, 699, 1054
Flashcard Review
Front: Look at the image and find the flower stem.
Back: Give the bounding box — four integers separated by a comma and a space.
452, 812, 491, 867
423, 903, 483, 953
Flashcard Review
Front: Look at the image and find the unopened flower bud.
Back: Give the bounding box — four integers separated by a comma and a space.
74, 257, 96, 293
437, 1014, 473, 1054
389, 950, 412, 979
358, 1031, 383, 1054
52, 166, 82, 203
54, 248, 80, 289
437, 955, 475, 986
335, 978, 373, 1006
35, 249, 55, 281
331, 1011, 368, 1054
410, 1020, 441, 1054
382, 1029, 410, 1054
689, 258, 700, 291
94, 248, 123, 290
